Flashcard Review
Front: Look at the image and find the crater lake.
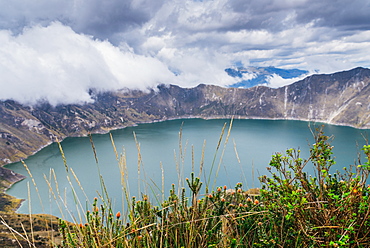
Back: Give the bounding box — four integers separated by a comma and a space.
5, 119, 370, 220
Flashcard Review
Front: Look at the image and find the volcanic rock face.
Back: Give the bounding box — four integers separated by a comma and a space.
1, 67, 370, 166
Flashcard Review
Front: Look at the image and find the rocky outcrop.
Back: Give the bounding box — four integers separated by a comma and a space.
1, 67, 370, 166
0, 165, 26, 212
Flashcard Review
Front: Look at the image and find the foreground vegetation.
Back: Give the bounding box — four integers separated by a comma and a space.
2, 126, 370, 247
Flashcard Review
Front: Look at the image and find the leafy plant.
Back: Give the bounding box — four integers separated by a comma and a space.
260, 127, 370, 247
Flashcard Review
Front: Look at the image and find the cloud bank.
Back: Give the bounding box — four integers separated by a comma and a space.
0, 0, 370, 105
265, 74, 308, 88
0, 23, 178, 105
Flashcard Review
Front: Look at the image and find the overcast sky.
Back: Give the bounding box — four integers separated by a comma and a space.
1, 0, 370, 105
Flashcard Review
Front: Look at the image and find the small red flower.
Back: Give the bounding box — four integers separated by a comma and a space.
116, 211, 121, 219
254, 199, 260, 205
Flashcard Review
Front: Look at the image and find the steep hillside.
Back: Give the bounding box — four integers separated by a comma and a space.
0, 67, 369, 167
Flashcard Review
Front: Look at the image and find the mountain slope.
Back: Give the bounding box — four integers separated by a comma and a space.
0, 67, 369, 166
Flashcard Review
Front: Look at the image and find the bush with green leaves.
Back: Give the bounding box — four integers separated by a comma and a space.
260, 128, 370, 247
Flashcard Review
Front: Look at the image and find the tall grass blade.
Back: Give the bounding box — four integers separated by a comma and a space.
27, 182, 35, 246
212, 118, 233, 189
57, 141, 69, 172
206, 122, 226, 191
22, 161, 45, 213
89, 132, 99, 164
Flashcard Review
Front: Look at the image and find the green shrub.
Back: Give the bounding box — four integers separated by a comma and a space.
260, 128, 370, 247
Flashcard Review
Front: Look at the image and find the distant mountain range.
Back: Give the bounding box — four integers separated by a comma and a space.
1, 67, 370, 168
225, 66, 309, 88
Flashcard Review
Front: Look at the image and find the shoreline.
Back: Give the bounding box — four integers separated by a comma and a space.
0, 166, 26, 212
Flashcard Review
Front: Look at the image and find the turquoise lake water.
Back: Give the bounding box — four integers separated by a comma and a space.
5, 119, 370, 220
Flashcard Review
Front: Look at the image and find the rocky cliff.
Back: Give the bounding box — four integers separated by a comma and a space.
1, 67, 370, 167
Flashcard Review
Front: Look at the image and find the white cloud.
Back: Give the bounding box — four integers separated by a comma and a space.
157, 47, 238, 87
0, 22, 176, 106
242, 72, 257, 81
265, 73, 308, 88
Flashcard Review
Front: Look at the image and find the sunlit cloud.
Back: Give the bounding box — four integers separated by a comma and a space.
265, 74, 308, 88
